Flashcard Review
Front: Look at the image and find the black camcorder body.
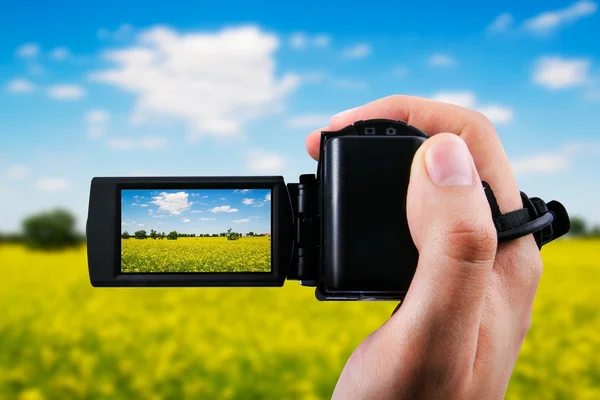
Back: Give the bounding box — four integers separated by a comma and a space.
86, 119, 571, 301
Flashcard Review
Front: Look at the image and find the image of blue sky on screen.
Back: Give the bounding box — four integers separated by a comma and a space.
121, 189, 271, 235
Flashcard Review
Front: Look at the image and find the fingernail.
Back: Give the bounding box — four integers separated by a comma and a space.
425, 134, 474, 187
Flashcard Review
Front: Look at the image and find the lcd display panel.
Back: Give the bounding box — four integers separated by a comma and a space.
120, 188, 272, 273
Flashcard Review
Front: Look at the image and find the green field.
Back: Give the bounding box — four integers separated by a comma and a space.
1, 239, 599, 399
121, 237, 271, 273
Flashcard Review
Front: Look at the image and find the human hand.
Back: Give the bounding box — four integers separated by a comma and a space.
305, 95, 543, 399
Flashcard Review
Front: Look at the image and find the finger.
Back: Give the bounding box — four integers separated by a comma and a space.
307, 95, 523, 214
306, 126, 328, 160
396, 133, 497, 359
390, 302, 402, 317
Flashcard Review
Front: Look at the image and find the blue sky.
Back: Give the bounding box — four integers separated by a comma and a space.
121, 189, 271, 235
1, 0, 599, 232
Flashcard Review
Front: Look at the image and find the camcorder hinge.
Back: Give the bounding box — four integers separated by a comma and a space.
287, 174, 320, 285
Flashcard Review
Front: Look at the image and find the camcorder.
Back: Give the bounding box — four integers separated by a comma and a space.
86, 119, 571, 301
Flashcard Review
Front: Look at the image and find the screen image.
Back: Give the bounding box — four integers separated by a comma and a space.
120, 189, 272, 273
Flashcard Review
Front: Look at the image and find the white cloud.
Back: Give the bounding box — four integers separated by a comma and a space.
331, 79, 368, 90
182, 218, 191, 223
512, 153, 569, 175
532, 56, 592, 90
90, 25, 300, 141
298, 72, 366, 90
523, 1, 597, 35
242, 198, 255, 205
300, 72, 325, 83
246, 150, 285, 173
289, 32, 330, 49
428, 53, 456, 67
265, 193, 271, 202
475, 105, 515, 124
431, 91, 514, 124
6, 165, 29, 180
586, 89, 600, 100
29, 64, 44, 76
391, 66, 409, 77
16, 43, 40, 58
140, 137, 167, 149
342, 44, 371, 59
5, 79, 35, 94
51, 47, 70, 61
286, 114, 330, 129
106, 136, 167, 150
85, 109, 110, 138
139, 204, 148, 207
97, 24, 134, 41
107, 138, 135, 150
199, 217, 215, 221
47, 84, 86, 100
431, 91, 476, 108
233, 218, 251, 223
150, 191, 192, 215
289, 32, 307, 49
487, 13, 515, 33
137, 224, 145, 227
211, 205, 238, 213
36, 178, 69, 191
511, 141, 600, 175
313, 34, 331, 48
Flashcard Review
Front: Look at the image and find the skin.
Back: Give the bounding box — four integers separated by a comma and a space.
304, 95, 543, 400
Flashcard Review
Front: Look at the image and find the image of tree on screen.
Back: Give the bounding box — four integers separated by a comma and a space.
120, 189, 272, 273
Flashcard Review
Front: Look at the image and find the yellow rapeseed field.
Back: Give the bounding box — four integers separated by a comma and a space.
0, 239, 599, 399
121, 237, 271, 273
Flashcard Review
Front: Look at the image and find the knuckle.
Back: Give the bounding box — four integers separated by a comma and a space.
443, 217, 498, 266
461, 110, 499, 147
502, 243, 544, 289
469, 110, 495, 133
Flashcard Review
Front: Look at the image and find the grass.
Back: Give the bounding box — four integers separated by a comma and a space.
0, 238, 598, 399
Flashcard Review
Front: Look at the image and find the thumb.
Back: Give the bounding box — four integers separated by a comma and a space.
399, 133, 498, 341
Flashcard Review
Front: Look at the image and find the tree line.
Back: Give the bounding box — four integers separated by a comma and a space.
122, 227, 268, 241
0, 208, 598, 251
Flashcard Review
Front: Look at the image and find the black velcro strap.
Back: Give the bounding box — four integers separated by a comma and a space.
481, 181, 561, 249
483, 181, 534, 236
493, 208, 532, 233
482, 181, 501, 219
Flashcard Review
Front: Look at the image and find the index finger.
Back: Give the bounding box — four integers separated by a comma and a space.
306, 94, 523, 215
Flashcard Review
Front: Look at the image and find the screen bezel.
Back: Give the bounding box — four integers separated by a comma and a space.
87, 176, 293, 287
119, 187, 274, 275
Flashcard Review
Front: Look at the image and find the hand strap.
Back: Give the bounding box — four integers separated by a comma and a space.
483, 182, 571, 249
